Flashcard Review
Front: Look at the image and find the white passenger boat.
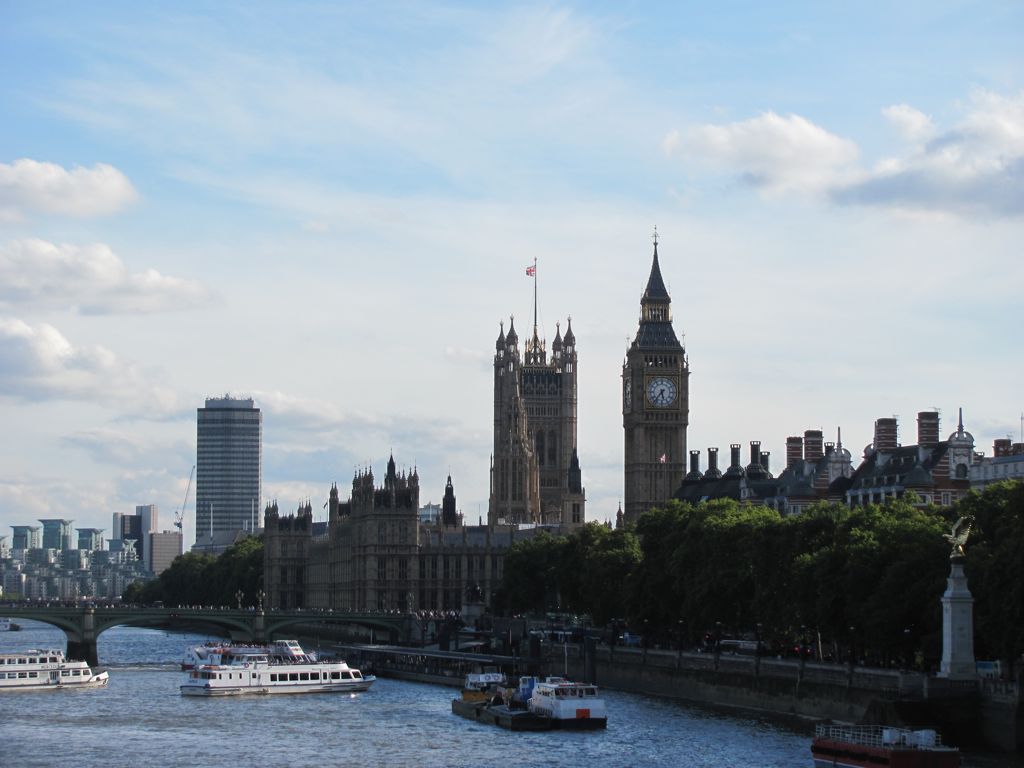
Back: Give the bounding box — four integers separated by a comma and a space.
0, 649, 109, 690
181, 639, 313, 670
180, 640, 374, 697
0, 617, 22, 632
527, 676, 608, 729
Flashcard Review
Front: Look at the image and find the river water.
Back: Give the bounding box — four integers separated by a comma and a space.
0, 620, 1015, 767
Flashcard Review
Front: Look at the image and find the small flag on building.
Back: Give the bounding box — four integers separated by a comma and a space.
659, 454, 667, 464
526, 265, 536, 276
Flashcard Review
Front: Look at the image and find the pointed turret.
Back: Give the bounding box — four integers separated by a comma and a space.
643, 239, 670, 302
496, 320, 505, 351
505, 315, 519, 348
563, 316, 575, 347
568, 446, 582, 493
552, 322, 563, 352
632, 236, 679, 348
442, 474, 457, 527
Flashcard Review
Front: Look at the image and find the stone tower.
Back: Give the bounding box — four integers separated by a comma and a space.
623, 234, 690, 524
489, 311, 585, 528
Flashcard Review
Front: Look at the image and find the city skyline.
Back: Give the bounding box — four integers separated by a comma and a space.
1, 3, 1022, 538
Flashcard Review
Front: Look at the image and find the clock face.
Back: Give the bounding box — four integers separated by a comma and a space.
646, 377, 677, 407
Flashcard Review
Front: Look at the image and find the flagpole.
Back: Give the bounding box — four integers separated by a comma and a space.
532, 257, 538, 337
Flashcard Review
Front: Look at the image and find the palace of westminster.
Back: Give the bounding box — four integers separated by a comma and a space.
263, 236, 994, 612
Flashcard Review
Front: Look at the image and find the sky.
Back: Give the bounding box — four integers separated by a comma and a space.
1, 1, 1022, 546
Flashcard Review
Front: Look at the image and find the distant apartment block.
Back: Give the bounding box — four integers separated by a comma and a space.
11, 525, 41, 550
39, 519, 74, 551
149, 531, 183, 575
136, 504, 158, 571
77, 528, 105, 552
195, 395, 262, 553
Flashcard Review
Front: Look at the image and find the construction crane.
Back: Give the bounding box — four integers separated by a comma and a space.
175, 465, 195, 532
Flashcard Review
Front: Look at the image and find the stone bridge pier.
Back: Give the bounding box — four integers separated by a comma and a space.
65, 608, 99, 667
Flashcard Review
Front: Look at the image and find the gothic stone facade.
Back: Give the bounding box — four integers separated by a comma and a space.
623, 240, 690, 524
263, 457, 559, 612
489, 315, 586, 528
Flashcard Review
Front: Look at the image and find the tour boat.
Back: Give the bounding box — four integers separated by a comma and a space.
180, 640, 374, 696
0, 617, 22, 632
453, 675, 607, 731
811, 724, 960, 768
526, 676, 608, 730
181, 638, 313, 670
0, 649, 109, 690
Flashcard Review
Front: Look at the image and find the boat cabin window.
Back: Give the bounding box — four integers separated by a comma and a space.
289, 673, 298, 681
49, 657, 58, 663
62, 670, 70, 676
29, 671, 38, 678
18, 672, 27, 678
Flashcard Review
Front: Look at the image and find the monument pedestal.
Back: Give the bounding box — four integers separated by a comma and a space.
938, 556, 977, 680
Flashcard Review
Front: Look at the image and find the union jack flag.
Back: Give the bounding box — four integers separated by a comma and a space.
526, 265, 536, 276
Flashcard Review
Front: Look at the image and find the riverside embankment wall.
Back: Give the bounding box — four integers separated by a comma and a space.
561, 644, 1021, 753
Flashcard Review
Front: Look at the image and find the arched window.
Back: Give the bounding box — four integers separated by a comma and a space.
548, 430, 557, 466
536, 431, 545, 466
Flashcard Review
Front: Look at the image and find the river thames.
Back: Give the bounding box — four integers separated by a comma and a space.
1, 620, 1016, 767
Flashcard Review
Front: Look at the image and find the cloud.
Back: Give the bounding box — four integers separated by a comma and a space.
882, 104, 935, 143
680, 111, 859, 196
0, 159, 137, 220
834, 90, 1024, 216
0, 238, 212, 314
0, 317, 178, 412
669, 90, 1024, 217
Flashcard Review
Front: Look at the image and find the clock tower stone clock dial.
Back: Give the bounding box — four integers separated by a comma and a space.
622, 232, 690, 524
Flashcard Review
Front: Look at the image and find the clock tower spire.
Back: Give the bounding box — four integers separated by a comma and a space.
622, 230, 690, 524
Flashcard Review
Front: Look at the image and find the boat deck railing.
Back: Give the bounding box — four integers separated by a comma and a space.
814, 724, 955, 751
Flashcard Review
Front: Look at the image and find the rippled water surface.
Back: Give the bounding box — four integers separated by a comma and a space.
0, 620, 1014, 767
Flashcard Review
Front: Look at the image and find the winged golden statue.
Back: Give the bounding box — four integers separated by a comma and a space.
943, 515, 974, 558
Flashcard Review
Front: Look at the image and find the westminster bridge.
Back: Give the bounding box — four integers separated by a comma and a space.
2, 604, 414, 665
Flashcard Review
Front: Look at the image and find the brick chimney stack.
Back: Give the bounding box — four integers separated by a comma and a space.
804, 430, 824, 462
917, 411, 940, 448
786, 436, 803, 469
874, 417, 898, 451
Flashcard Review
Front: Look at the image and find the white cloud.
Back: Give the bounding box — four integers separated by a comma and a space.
670, 90, 1024, 217
0, 159, 137, 220
834, 90, 1024, 216
0, 317, 178, 412
0, 238, 211, 314
679, 111, 859, 196
882, 104, 935, 143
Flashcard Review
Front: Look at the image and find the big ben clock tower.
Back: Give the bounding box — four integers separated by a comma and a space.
623, 230, 689, 524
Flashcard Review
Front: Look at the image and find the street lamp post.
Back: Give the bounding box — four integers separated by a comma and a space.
235, 590, 244, 610
256, 589, 266, 612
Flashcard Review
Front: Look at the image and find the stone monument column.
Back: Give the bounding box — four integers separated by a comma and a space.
938, 515, 977, 679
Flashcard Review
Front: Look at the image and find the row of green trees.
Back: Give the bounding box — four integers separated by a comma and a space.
124, 537, 264, 608
498, 481, 1024, 668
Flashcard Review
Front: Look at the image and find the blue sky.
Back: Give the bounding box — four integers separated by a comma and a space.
1, 2, 1022, 543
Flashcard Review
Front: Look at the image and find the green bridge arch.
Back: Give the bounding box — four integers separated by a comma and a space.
2, 606, 411, 665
